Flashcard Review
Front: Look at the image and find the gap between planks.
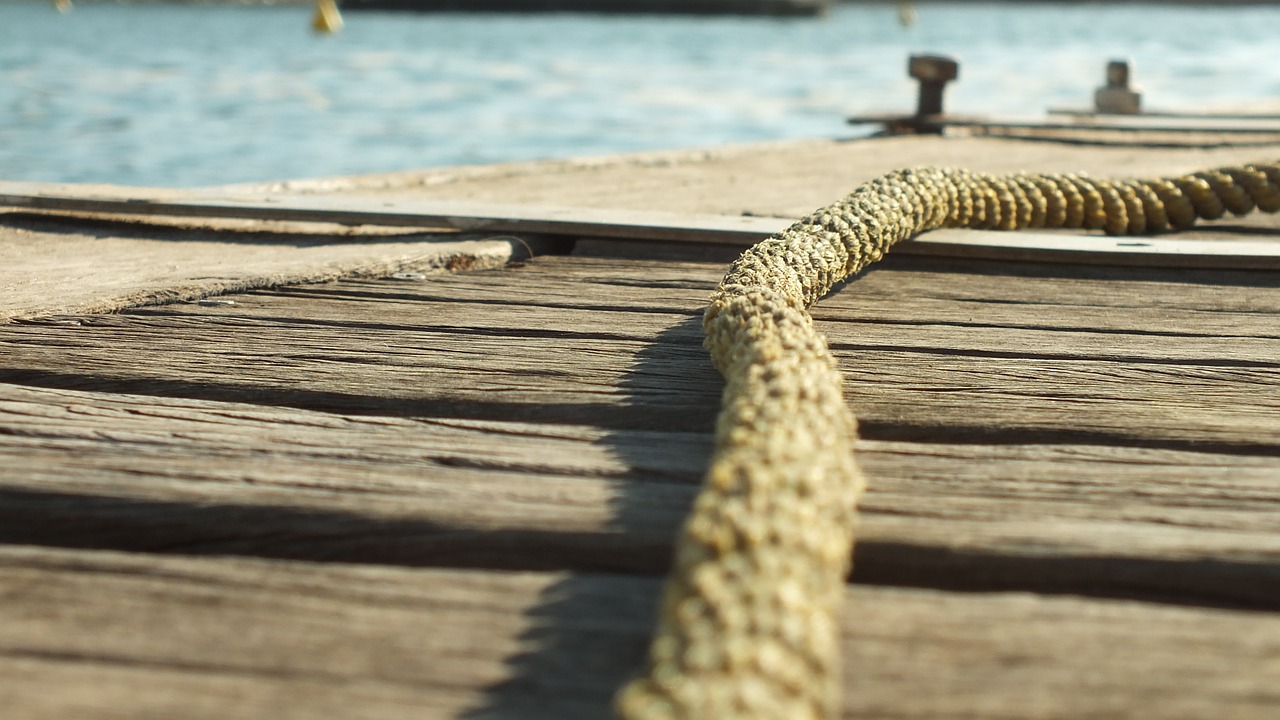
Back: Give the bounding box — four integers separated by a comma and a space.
4, 382, 1278, 609
2, 253, 1277, 606
3, 254, 1277, 454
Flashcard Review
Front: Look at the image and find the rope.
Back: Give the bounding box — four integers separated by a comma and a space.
615, 161, 1280, 720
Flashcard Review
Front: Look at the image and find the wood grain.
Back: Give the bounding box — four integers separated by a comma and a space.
2, 546, 1278, 720
4, 214, 1279, 719
5, 369, 1279, 605
7, 136, 1280, 720
232, 136, 1280, 228
0, 210, 569, 322
3, 254, 1276, 452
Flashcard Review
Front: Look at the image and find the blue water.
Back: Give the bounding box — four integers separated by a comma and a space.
3, 1, 1279, 187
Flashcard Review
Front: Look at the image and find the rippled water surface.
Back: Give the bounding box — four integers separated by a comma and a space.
4, 1, 1279, 186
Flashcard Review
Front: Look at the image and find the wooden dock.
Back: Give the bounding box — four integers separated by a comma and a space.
3, 135, 1279, 718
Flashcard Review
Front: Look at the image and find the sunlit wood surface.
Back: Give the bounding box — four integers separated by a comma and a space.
3, 135, 1279, 718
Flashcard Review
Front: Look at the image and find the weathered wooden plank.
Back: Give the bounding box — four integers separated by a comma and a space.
0, 383, 695, 574
0, 208, 566, 322
440, 252, 1280, 315
3, 316, 1276, 449
239, 136, 1280, 228
5, 383, 1279, 606
2, 546, 1278, 720
135, 272, 1279, 365
3, 265, 1276, 451
0, 183, 784, 246
0, 547, 575, 720
5, 182, 1278, 268
260, 253, 1280, 333
3, 252, 1278, 605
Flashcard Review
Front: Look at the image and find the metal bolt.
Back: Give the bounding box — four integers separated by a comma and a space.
1095, 59, 1141, 115
1105, 60, 1131, 89
908, 54, 959, 117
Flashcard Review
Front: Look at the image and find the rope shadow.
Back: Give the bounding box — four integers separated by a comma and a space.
462, 313, 719, 719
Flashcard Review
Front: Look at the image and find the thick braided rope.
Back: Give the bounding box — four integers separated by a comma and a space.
614, 161, 1280, 720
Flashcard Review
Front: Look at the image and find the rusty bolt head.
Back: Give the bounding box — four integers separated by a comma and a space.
909, 55, 959, 84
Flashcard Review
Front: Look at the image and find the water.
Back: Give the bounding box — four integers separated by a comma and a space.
4, 1, 1279, 187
